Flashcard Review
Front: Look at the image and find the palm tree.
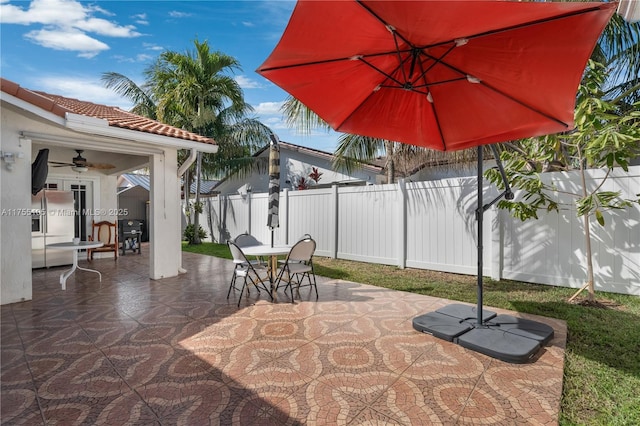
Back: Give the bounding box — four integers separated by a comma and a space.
103, 39, 272, 244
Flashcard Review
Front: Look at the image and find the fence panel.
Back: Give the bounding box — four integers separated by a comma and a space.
336, 184, 400, 265
288, 188, 335, 256
404, 178, 495, 275
204, 166, 639, 295
501, 168, 640, 295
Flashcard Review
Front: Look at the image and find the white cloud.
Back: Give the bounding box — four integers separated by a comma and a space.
132, 13, 148, 25
37, 76, 135, 110
136, 53, 154, 62
254, 101, 284, 115
242, 21, 254, 27
25, 28, 109, 58
143, 43, 164, 52
235, 75, 262, 89
168, 10, 192, 18
0, 0, 141, 57
75, 17, 140, 37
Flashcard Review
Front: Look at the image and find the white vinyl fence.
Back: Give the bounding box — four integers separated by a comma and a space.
187, 166, 640, 296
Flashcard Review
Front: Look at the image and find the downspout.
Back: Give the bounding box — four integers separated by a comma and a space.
178, 149, 198, 177
177, 149, 198, 273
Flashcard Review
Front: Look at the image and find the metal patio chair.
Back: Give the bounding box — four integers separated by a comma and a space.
233, 233, 265, 265
275, 236, 318, 302
227, 241, 272, 307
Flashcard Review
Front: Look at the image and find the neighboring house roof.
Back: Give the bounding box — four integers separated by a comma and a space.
255, 141, 383, 175
190, 180, 220, 195
1, 78, 216, 146
118, 173, 219, 196
212, 139, 384, 195
118, 173, 151, 192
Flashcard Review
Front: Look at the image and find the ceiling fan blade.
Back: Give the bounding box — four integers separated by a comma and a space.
48, 161, 75, 167
86, 162, 116, 170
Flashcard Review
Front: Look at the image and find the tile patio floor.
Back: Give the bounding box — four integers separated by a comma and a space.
1, 249, 566, 425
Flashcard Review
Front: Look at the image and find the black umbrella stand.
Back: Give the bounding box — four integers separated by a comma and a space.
413, 145, 554, 363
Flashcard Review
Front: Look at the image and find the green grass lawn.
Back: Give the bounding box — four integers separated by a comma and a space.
183, 242, 640, 426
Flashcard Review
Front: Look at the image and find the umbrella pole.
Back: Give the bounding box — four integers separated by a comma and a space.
476, 146, 484, 326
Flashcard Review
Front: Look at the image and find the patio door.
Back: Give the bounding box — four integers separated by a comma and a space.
63, 180, 93, 241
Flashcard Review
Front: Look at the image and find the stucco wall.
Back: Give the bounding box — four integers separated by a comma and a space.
1, 109, 34, 304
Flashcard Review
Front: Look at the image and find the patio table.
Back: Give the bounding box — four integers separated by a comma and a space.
242, 244, 291, 300
47, 241, 103, 290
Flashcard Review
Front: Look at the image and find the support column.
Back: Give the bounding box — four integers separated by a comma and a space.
149, 149, 180, 279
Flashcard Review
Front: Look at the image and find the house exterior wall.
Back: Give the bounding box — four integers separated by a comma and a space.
1, 110, 33, 304
214, 146, 378, 196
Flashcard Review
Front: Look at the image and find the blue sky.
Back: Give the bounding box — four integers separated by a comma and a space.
0, 0, 340, 152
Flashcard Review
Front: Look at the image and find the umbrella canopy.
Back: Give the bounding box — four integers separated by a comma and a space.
267, 134, 280, 232
257, 0, 616, 151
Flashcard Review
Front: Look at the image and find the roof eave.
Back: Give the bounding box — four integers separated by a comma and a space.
65, 113, 219, 154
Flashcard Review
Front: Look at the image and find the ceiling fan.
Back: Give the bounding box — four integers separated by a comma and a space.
49, 150, 115, 172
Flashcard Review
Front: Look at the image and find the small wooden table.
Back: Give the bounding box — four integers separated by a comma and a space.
242, 244, 291, 299
47, 241, 104, 290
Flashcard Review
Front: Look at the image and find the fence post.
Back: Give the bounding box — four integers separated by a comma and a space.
331, 184, 339, 259
282, 188, 289, 244
490, 207, 503, 280
398, 179, 407, 269
247, 192, 252, 235
217, 195, 223, 243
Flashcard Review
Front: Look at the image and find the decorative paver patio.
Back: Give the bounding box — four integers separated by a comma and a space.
1, 249, 566, 425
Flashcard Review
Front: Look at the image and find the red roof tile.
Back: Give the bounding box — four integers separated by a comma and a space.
1, 78, 216, 146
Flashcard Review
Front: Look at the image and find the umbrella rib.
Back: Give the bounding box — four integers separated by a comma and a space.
258, 50, 411, 73
358, 56, 412, 89
412, 44, 458, 86
420, 51, 571, 128
478, 81, 571, 128
415, 5, 606, 51
468, 5, 605, 42
355, 0, 413, 47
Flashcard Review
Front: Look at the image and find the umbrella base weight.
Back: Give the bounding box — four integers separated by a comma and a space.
413, 304, 554, 364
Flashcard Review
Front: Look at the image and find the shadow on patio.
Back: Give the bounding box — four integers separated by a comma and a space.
1, 250, 566, 425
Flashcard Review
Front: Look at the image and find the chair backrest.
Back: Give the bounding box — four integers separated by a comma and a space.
234, 233, 261, 248
287, 238, 316, 263
228, 241, 251, 265
92, 220, 117, 245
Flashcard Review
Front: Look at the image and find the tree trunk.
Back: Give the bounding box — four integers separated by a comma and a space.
193, 152, 202, 245
583, 212, 595, 301
578, 145, 595, 301
385, 140, 395, 184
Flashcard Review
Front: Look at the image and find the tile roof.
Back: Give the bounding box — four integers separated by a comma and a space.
1, 78, 216, 146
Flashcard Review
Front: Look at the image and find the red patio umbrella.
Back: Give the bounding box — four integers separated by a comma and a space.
258, 0, 616, 151
257, 0, 616, 363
